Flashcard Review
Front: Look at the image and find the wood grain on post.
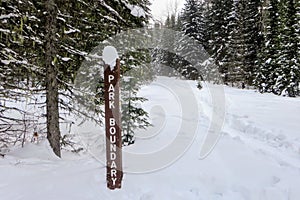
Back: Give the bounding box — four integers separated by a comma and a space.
104, 59, 123, 190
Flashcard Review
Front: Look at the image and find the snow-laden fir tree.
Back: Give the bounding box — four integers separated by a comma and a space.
255, 0, 299, 96
220, 0, 264, 86
0, 0, 152, 155
272, 0, 299, 96
222, 0, 246, 86
0, 0, 44, 149
121, 77, 151, 146
206, 0, 234, 83
171, 0, 207, 81
181, 0, 206, 45
242, 0, 264, 86
175, 14, 183, 31
255, 0, 281, 93
152, 14, 182, 77
120, 49, 153, 146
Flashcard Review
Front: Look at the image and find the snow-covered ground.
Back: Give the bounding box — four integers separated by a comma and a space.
1, 76, 300, 200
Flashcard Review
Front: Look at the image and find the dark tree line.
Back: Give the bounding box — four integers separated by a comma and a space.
168, 0, 299, 97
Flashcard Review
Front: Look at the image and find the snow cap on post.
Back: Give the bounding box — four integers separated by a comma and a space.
103, 46, 119, 70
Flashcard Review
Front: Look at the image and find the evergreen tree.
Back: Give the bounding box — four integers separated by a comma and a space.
170, 14, 176, 29
121, 77, 151, 146
243, 0, 264, 86
181, 0, 205, 44
297, 0, 300, 60
159, 14, 182, 77
273, 0, 299, 96
0, 0, 44, 148
0, 0, 43, 84
255, 0, 299, 96
223, 0, 246, 86
117, 46, 154, 146
207, 0, 234, 83
0, 0, 152, 154
44, 0, 61, 157
165, 15, 171, 28
255, 0, 281, 93
203, 0, 213, 52
169, 0, 207, 81
221, 0, 264, 86
175, 14, 183, 31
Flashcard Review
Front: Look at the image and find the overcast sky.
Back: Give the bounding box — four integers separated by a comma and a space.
150, 0, 186, 22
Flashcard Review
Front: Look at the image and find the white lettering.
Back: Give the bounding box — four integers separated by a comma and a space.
111, 169, 117, 177
112, 177, 117, 186
109, 92, 114, 101
110, 144, 116, 152
109, 75, 114, 83
108, 84, 115, 92
110, 135, 116, 143
109, 118, 115, 126
109, 101, 115, 109
110, 127, 116, 135
110, 152, 116, 160
111, 161, 117, 168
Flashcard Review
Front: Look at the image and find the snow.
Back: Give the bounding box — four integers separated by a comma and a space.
64, 28, 80, 34
129, 5, 146, 18
122, 1, 146, 18
1, 77, 300, 199
0, 14, 18, 20
1, 60, 11, 65
102, 46, 119, 70
61, 45, 88, 56
266, 58, 272, 64
0, 28, 11, 33
100, 0, 125, 22
123, 76, 134, 82
61, 57, 71, 62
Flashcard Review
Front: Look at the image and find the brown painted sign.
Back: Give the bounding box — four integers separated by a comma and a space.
104, 59, 123, 189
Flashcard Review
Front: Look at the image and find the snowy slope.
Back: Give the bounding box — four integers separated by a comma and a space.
1, 76, 300, 200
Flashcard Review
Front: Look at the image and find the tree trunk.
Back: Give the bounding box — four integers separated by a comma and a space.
45, 0, 61, 157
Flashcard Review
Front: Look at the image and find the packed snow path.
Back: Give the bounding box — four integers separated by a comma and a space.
1, 77, 300, 200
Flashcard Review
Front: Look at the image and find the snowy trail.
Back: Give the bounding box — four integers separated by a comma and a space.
222, 87, 300, 170
183, 79, 300, 199
1, 76, 300, 200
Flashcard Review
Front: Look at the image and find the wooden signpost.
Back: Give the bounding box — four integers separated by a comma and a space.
104, 59, 123, 190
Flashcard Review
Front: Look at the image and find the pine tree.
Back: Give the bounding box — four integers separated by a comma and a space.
297, 0, 300, 60
223, 0, 246, 86
181, 0, 205, 44
0, 0, 43, 84
203, 0, 213, 53
0, 0, 44, 147
243, 0, 264, 86
0, 0, 152, 154
119, 47, 153, 146
296, 1, 300, 93
165, 15, 171, 28
169, 0, 206, 81
44, 0, 61, 157
221, 0, 264, 86
273, 0, 299, 96
207, 0, 234, 83
255, 0, 299, 96
159, 14, 181, 77
175, 14, 183, 31
255, 0, 281, 93
170, 14, 176, 29
121, 77, 151, 146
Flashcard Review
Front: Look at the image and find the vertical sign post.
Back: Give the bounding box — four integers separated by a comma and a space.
104, 58, 123, 189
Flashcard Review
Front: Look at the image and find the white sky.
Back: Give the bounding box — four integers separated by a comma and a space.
150, 0, 186, 23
